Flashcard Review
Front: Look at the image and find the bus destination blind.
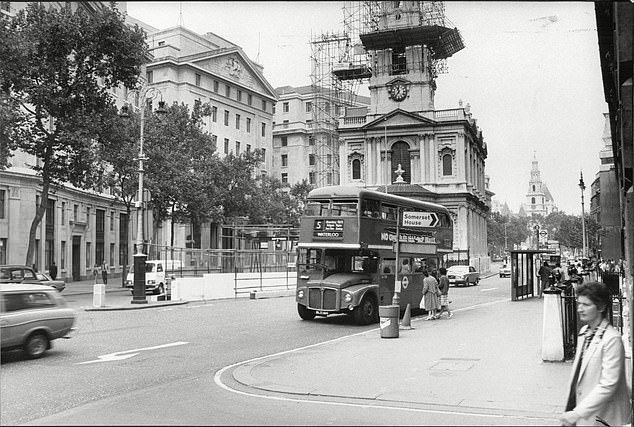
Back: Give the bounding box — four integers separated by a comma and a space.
313, 219, 344, 239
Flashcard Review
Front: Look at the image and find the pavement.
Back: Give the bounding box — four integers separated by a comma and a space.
63, 270, 575, 424
227, 292, 572, 425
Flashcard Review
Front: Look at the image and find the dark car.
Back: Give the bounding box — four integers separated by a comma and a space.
0, 265, 65, 292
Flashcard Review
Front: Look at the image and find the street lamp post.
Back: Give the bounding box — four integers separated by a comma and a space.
579, 171, 587, 259
120, 83, 165, 304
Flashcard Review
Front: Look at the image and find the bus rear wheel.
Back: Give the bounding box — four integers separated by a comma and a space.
297, 304, 316, 320
354, 295, 378, 325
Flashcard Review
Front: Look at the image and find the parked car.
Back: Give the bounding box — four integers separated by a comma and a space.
499, 264, 511, 278
0, 265, 65, 292
447, 265, 480, 286
0, 283, 76, 358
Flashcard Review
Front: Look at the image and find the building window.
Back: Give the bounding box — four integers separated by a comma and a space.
272, 105, 276, 114
309, 172, 315, 185
224, 110, 229, 126
195, 73, 201, 87
225, 85, 231, 97
158, 41, 165, 46
246, 144, 251, 154
309, 135, 315, 145
532, 185, 535, 191
442, 153, 452, 176
214, 80, 219, 93
261, 148, 266, 162
309, 154, 316, 166
531, 197, 535, 204
60, 241, 66, 269
236, 141, 241, 153
237, 90, 242, 102
0, 189, 5, 219
110, 243, 115, 267
325, 102, 330, 114
352, 159, 361, 179
86, 207, 90, 228
281, 154, 288, 167
262, 100, 267, 111
235, 114, 241, 129
110, 211, 114, 231
261, 122, 266, 137
224, 138, 229, 154
147, 70, 153, 83
73, 204, 78, 222
306, 102, 312, 112
391, 46, 407, 75
282, 120, 289, 129
283, 102, 289, 113
281, 173, 288, 183
246, 117, 251, 132
390, 141, 411, 183
248, 94, 252, 105
326, 173, 332, 185
60, 201, 65, 225
307, 119, 313, 128
281, 136, 288, 147
212, 106, 217, 122
0, 238, 6, 264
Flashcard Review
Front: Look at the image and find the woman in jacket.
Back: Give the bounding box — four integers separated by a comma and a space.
420, 269, 440, 321
561, 281, 631, 426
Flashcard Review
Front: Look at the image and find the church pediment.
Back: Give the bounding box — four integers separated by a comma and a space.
362, 109, 435, 130
191, 49, 276, 98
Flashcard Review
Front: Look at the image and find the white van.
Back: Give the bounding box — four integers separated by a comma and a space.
125, 260, 181, 295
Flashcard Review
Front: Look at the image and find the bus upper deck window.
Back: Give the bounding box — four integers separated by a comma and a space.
305, 201, 330, 216
332, 202, 357, 217
362, 199, 381, 218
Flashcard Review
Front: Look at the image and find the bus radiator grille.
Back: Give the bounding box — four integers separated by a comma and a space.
308, 288, 337, 310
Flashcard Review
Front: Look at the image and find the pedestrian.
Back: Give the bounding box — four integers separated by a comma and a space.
101, 260, 109, 285
436, 267, 452, 319
93, 263, 99, 283
49, 261, 57, 280
420, 269, 440, 320
538, 260, 551, 298
552, 262, 564, 284
561, 281, 631, 426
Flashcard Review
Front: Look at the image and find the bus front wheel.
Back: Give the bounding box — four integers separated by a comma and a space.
297, 304, 316, 320
354, 295, 378, 325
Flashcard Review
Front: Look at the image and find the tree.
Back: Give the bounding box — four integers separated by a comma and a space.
0, 3, 148, 264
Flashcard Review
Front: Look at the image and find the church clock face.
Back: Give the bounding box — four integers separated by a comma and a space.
390, 82, 408, 102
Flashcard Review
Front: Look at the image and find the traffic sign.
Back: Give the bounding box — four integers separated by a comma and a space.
539, 230, 548, 237
402, 212, 439, 227
402, 276, 409, 289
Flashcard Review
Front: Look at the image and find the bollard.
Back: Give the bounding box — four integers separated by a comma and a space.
542, 286, 564, 361
379, 305, 399, 338
92, 283, 106, 308
171, 278, 179, 301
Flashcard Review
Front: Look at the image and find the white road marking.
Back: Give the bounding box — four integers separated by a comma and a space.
213, 299, 555, 422
480, 288, 497, 292
77, 341, 189, 365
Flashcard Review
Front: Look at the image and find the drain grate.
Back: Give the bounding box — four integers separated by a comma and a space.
429, 357, 480, 371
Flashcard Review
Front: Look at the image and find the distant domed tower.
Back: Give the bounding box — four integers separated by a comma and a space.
523, 152, 557, 216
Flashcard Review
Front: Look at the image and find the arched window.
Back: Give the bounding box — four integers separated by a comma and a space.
390, 141, 411, 183
532, 185, 535, 191
352, 159, 361, 180
442, 153, 452, 176
531, 197, 535, 204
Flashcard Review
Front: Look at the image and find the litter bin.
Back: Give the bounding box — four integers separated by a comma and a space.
379, 305, 399, 339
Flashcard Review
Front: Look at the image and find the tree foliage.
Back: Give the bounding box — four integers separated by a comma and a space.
0, 2, 148, 264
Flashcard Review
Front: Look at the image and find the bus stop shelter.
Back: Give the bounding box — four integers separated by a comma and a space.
510, 249, 553, 301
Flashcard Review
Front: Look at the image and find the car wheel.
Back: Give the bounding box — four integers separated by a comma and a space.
24, 333, 49, 359
297, 303, 316, 320
475, 278, 480, 285
354, 294, 378, 325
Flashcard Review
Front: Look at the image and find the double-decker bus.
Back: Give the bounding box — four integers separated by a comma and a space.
296, 185, 453, 325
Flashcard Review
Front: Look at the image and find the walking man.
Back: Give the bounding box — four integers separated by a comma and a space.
101, 260, 109, 285
538, 260, 551, 298
49, 261, 57, 280
436, 267, 452, 319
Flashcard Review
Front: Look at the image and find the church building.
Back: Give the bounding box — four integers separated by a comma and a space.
336, 2, 492, 271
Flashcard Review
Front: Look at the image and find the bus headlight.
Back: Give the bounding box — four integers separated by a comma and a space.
297, 289, 305, 299
343, 292, 353, 303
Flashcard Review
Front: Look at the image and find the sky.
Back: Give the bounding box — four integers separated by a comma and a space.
126, 1, 607, 216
